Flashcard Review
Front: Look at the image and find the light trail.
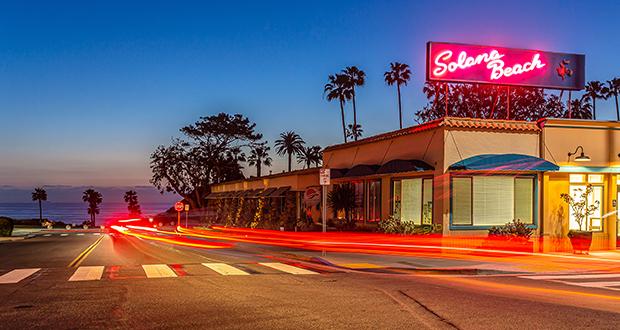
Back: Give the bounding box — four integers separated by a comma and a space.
110, 225, 232, 249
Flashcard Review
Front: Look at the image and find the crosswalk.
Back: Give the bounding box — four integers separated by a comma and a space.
0, 262, 327, 284
519, 273, 620, 291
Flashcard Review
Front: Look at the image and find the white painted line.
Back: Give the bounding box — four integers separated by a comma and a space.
60, 234, 69, 237
559, 280, 620, 288
69, 266, 104, 281
202, 263, 249, 276
0, 268, 41, 284
43, 234, 52, 237
76, 233, 84, 236
142, 264, 177, 278
93, 233, 101, 236
520, 273, 620, 280
259, 262, 318, 275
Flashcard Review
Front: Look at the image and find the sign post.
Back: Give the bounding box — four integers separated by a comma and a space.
319, 169, 330, 234
174, 201, 184, 229
184, 204, 190, 228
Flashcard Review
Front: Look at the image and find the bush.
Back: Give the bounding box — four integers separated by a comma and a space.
378, 215, 439, 235
0, 217, 14, 237
488, 219, 533, 240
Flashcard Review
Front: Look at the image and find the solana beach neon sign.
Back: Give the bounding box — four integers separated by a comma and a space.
426, 42, 585, 90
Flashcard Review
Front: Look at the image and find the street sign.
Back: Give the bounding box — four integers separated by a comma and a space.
426, 42, 585, 90
184, 204, 190, 212
174, 202, 184, 212
319, 169, 330, 186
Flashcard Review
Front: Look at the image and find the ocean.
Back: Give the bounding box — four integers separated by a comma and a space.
0, 202, 172, 226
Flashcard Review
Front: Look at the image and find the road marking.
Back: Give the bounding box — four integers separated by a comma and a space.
520, 273, 620, 280
68, 235, 105, 268
259, 262, 318, 275
93, 233, 101, 236
69, 266, 104, 281
0, 268, 41, 284
60, 234, 69, 237
340, 263, 383, 269
561, 281, 620, 288
43, 234, 52, 237
77, 233, 84, 236
202, 263, 249, 276
142, 264, 177, 278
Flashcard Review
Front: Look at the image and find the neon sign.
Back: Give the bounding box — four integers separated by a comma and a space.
426, 42, 585, 90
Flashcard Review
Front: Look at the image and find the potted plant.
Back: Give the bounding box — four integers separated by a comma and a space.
560, 184, 600, 254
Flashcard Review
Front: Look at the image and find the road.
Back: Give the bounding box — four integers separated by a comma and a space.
1, 229, 619, 329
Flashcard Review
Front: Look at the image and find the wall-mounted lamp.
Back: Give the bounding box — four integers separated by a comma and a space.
568, 146, 590, 162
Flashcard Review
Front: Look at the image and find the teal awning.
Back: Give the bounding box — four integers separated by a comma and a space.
449, 154, 559, 172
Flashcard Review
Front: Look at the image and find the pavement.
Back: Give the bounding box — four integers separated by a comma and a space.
1, 228, 619, 329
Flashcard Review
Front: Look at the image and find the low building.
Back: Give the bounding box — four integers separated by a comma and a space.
208, 117, 620, 251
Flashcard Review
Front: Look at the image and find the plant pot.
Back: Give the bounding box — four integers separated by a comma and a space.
568, 230, 593, 254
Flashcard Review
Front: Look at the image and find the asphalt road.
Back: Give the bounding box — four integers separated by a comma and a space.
1, 231, 619, 329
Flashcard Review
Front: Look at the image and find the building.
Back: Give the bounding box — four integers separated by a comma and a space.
208, 117, 620, 251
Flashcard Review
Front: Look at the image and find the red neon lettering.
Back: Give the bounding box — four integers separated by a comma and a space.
433, 49, 545, 80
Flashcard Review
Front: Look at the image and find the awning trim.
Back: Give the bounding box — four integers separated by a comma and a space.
449, 153, 559, 172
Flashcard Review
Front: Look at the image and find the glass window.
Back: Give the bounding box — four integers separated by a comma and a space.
452, 177, 472, 225
570, 174, 585, 183
368, 180, 381, 222
568, 184, 603, 231
452, 175, 535, 227
351, 181, 365, 222
588, 174, 604, 184
401, 179, 422, 224
392, 180, 402, 220
514, 178, 534, 224
422, 179, 433, 225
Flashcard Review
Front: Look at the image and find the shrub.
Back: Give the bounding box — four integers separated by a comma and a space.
488, 219, 533, 240
378, 215, 440, 235
0, 217, 14, 237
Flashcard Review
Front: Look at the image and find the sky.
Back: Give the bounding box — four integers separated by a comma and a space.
1, 0, 620, 203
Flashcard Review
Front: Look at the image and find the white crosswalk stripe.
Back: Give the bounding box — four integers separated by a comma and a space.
202, 263, 249, 276
142, 264, 177, 278
60, 234, 68, 237
76, 233, 84, 236
519, 273, 620, 291
259, 262, 318, 275
43, 234, 52, 237
69, 266, 104, 281
0, 268, 41, 284
93, 233, 101, 236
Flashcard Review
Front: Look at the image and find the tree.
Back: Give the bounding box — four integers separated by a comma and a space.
584, 81, 608, 120
324, 73, 352, 143
123, 190, 141, 216
605, 78, 620, 121
568, 97, 593, 119
384, 62, 411, 129
346, 123, 363, 140
342, 66, 366, 141
31, 187, 47, 224
82, 189, 102, 226
247, 142, 272, 177
327, 183, 357, 230
150, 113, 262, 209
274, 131, 305, 172
297, 145, 322, 169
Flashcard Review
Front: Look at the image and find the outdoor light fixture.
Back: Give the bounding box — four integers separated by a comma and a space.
568, 146, 591, 162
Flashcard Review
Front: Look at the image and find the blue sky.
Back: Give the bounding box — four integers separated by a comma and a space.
1, 0, 620, 202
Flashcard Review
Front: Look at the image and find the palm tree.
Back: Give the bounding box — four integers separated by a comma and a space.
606, 78, 620, 121
327, 183, 357, 230
31, 187, 47, 224
342, 66, 366, 141
123, 190, 141, 216
346, 123, 363, 140
297, 145, 322, 169
274, 131, 305, 172
584, 81, 607, 120
247, 142, 272, 177
384, 62, 411, 129
324, 73, 352, 143
82, 189, 103, 226
568, 97, 593, 119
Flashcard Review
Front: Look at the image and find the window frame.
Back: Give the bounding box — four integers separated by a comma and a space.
449, 173, 538, 230
390, 176, 434, 225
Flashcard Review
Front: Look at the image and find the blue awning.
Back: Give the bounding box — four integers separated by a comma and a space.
449, 154, 559, 172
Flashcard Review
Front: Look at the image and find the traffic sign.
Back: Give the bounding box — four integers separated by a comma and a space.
174, 202, 184, 212
319, 169, 330, 186
184, 204, 190, 212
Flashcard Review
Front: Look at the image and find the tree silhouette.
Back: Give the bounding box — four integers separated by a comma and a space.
297, 145, 322, 169
82, 189, 103, 226
384, 62, 411, 129
342, 66, 366, 141
247, 142, 272, 177
275, 131, 305, 172
123, 190, 141, 216
605, 78, 620, 121
346, 123, 363, 140
584, 81, 608, 120
324, 74, 353, 143
31, 187, 47, 224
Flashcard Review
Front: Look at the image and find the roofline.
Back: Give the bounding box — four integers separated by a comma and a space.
538, 117, 620, 129
212, 167, 321, 187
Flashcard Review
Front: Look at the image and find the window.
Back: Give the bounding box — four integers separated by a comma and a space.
568, 184, 603, 231
451, 175, 534, 227
367, 180, 381, 222
351, 181, 365, 222
392, 178, 433, 225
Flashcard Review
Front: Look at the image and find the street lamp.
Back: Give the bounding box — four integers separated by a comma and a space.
568, 146, 591, 162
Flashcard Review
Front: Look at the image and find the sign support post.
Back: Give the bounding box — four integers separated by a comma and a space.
184, 204, 190, 228
319, 169, 330, 234
174, 201, 184, 230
